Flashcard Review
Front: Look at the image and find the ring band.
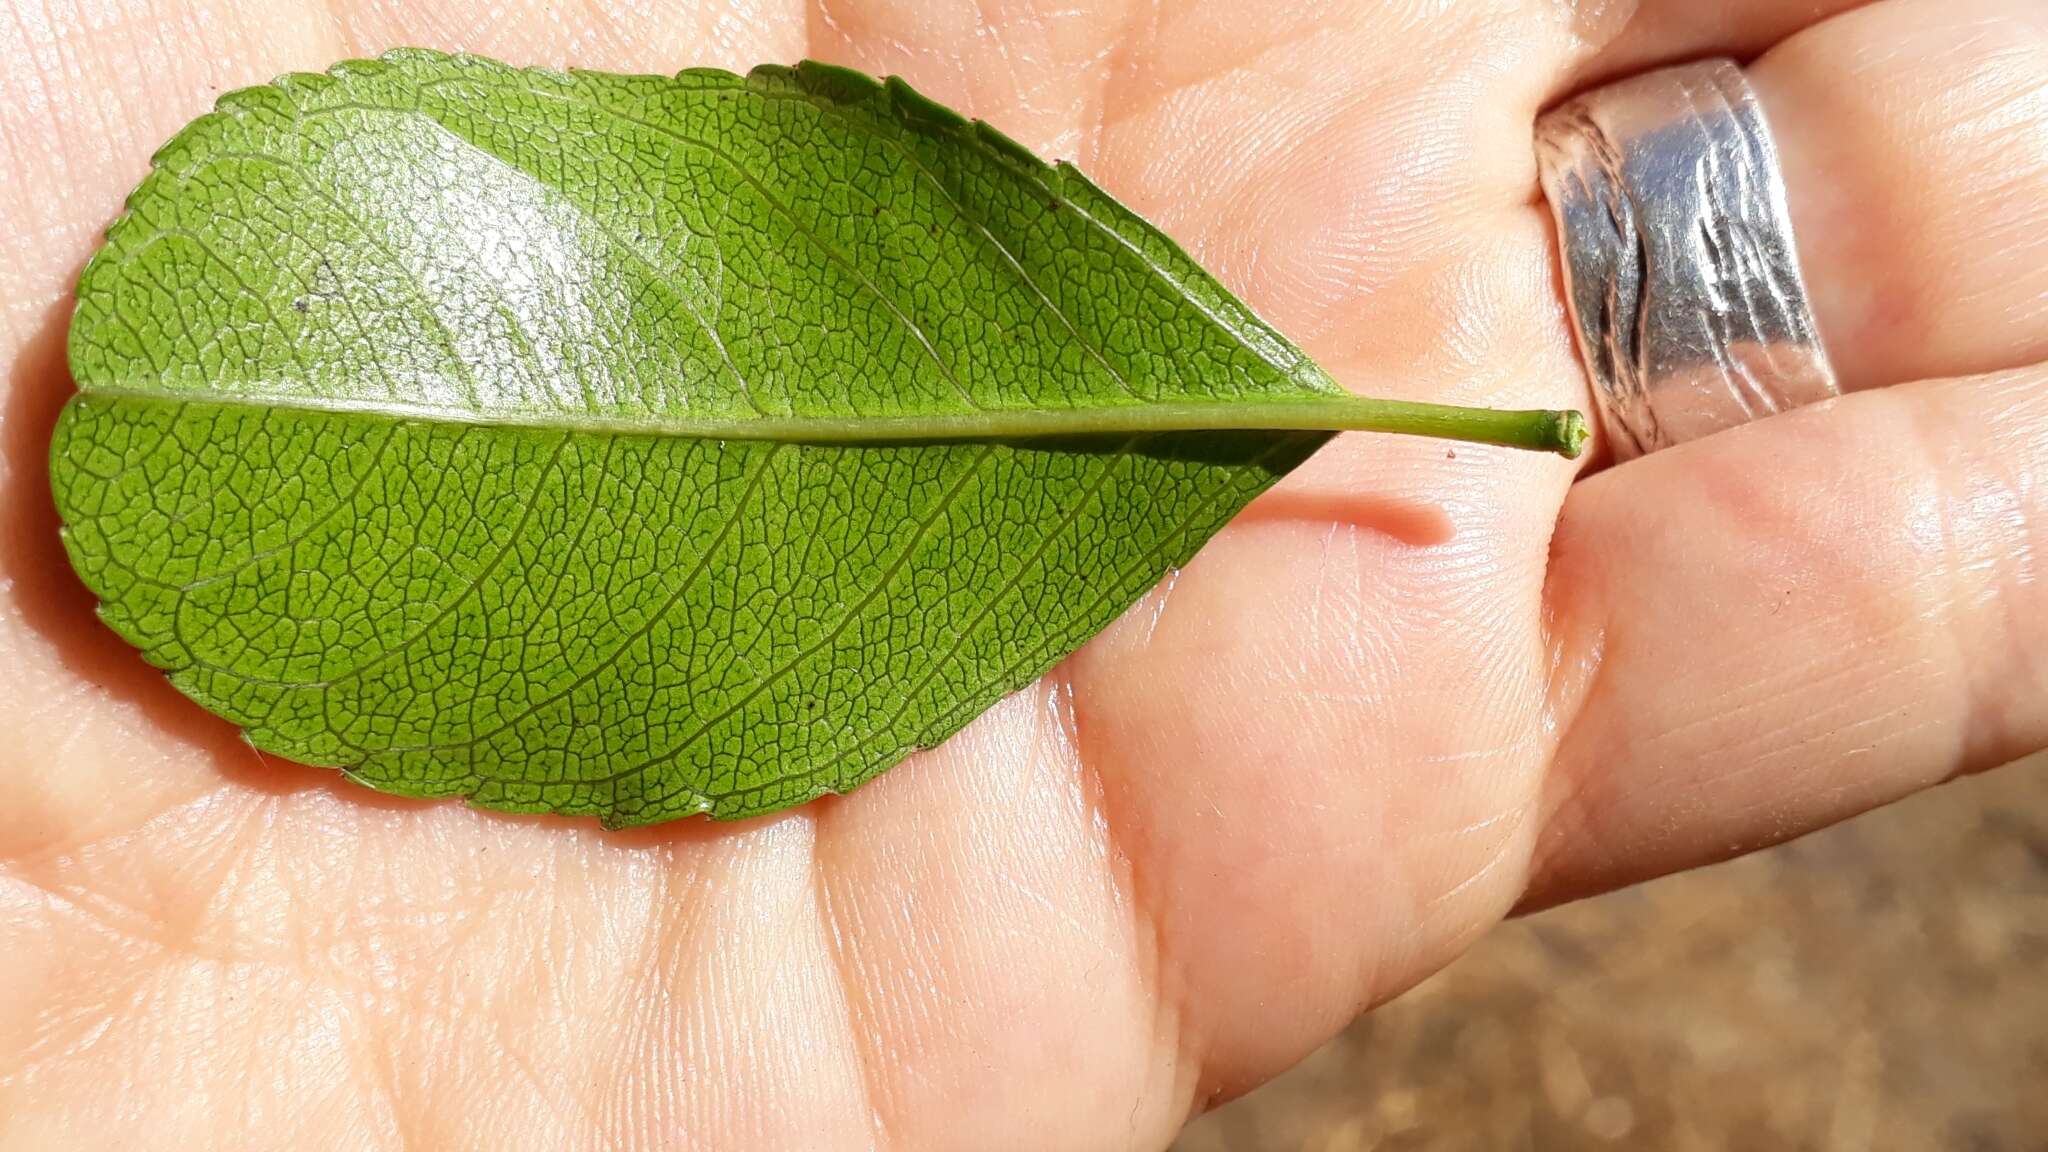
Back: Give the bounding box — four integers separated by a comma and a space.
1536, 59, 1839, 459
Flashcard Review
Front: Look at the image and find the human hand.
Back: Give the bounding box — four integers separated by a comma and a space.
2, 1, 2042, 1148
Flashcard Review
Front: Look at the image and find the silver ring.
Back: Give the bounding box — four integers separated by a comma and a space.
1536, 59, 1839, 459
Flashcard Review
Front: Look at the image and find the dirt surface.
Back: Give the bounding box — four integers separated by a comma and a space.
1175, 757, 2048, 1152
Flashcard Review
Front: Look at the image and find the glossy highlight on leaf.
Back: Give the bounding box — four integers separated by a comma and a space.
52, 50, 1583, 825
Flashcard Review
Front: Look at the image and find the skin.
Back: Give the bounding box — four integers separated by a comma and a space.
1, 0, 2043, 1147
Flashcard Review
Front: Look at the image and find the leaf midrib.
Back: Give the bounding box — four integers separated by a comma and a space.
72, 387, 1579, 448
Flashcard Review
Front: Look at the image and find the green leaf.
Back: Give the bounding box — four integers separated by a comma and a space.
52, 50, 1583, 825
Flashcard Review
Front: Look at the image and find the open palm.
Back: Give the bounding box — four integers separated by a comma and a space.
4, 2, 2044, 1148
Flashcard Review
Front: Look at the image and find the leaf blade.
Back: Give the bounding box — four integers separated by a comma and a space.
54, 50, 1574, 824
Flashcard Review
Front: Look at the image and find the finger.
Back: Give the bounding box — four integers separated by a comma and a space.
1531, 0, 2048, 901
1541, 0, 2048, 469
1534, 362, 2048, 909
1557, 0, 1873, 86
794, 2, 1609, 1102
809, 685, 1185, 1150
1750, 0, 2048, 391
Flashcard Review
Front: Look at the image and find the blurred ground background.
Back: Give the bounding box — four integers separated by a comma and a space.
1174, 757, 2048, 1151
